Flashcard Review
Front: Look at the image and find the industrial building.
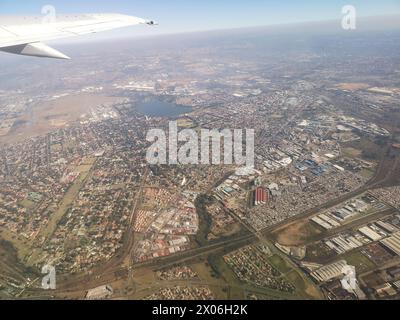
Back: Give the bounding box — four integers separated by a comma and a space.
311, 198, 371, 230
359, 226, 383, 242
85, 285, 114, 300
311, 260, 348, 283
253, 187, 268, 206
380, 232, 400, 256
376, 221, 398, 234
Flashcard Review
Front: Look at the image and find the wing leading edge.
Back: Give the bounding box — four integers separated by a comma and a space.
0, 13, 156, 59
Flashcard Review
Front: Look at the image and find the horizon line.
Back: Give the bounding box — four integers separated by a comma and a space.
52, 13, 400, 46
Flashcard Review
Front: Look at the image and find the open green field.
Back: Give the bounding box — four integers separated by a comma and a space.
207, 254, 239, 284
268, 255, 292, 274
285, 270, 321, 299
286, 270, 306, 292
342, 251, 376, 274
359, 168, 375, 179
207, 254, 248, 299
207, 249, 321, 300
0, 228, 33, 261
177, 118, 194, 128
18, 199, 36, 210
305, 242, 337, 263
194, 196, 213, 246
342, 147, 362, 159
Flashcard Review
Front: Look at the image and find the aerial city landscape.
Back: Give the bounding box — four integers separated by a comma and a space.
0, 6, 400, 301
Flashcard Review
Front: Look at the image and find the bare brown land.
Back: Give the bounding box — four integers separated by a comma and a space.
271, 219, 322, 247
335, 83, 371, 91
0, 94, 122, 144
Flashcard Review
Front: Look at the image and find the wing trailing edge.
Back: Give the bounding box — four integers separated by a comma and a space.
0, 42, 71, 59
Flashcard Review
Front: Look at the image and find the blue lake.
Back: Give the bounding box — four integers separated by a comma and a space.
136, 98, 192, 118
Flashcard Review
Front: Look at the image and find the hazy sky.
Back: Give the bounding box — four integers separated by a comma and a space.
1, 0, 400, 36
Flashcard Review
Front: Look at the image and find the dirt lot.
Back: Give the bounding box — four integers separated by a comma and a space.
270, 219, 323, 246
335, 83, 371, 91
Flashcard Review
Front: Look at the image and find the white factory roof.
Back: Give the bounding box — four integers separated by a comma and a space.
381, 232, 400, 256
311, 260, 348, 283
358, 226, 383, 242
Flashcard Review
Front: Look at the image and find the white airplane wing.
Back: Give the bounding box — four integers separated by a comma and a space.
0, 13, 156, 59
